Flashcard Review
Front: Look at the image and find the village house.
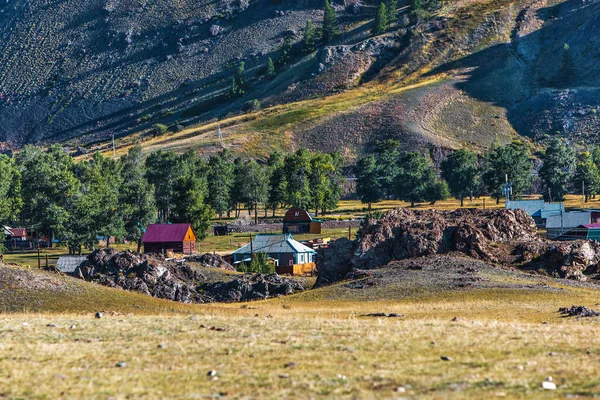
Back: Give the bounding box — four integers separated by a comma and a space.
232, 233, 316, 275
282, 207, 323, 234
505, 199, 564, 226
142, 223, 197, 255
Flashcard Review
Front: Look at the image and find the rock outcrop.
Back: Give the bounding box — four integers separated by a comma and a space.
186, 253, 235, 271
74, 249, 303, 303
316, 208, 600, 286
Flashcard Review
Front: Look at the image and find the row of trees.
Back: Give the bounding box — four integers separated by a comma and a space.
356, 138, 600, 210
0, 146, 344, 254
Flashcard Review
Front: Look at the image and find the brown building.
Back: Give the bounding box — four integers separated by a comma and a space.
142, 223, 197, 255
282, 207, 322, 234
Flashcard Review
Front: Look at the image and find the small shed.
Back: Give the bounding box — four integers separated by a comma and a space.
9, 227, 27, 240
506, 200, 564, 226
142, 223, 197, 255
232, 233, 316, 275
283, 207, 323, 234
561, 224, 600, 241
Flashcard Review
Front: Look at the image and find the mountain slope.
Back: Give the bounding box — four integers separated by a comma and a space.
1, 0, 599, 160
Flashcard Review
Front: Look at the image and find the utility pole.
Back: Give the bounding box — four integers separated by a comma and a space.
502, 174, 513, 207
217, 123, 224, 148
249, 232, 253, 260
112, 132, 116, 157
582, 180, 585, 204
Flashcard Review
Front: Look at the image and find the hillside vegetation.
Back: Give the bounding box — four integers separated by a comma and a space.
1, 0, 600, 160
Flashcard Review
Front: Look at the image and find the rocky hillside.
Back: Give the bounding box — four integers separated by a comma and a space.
1, 0, 599, 158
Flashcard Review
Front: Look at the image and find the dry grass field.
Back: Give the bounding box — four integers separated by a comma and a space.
2, 261, 600, 399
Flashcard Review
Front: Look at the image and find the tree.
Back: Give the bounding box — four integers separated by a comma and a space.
322, 152, 344, 214
308, 152, 335, 216
386, 0, 398, 27
77, 152, 125, 248
207, 150, 234, 219
238, 160, 269, 225
425, 179, 450, 205
395, 152, 439, 207
539, 137, 576, 202
374, 139, 401, 198
146, 150, 180, 222
573, 152, 600, 203
481, 142, 533, 203
266, 57, 276, 78
355, 154, 382, 212
267, 152, 287, 217
170, 173, 214, 240
18, 145, 80, 248
592, 146, 600, 168
372, 2, 388, 35
283, 149, 312, 209
440, 149, 479, 206
231, 61, 246, 96
303, 20, 316, 53
322, 0, 339, 43
120, 145, 156, 252
0, 154, 22, 226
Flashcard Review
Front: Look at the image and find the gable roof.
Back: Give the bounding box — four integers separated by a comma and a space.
2, 226, 12, 236
233, 234, 316, 255
142, 224, 194, 243
10, 228, 27, 237
581, 223, 600, 229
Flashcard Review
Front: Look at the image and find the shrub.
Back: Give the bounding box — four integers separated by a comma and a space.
153, 124, 168, 135
243, 99, 261, 112
140, 114, 152, 122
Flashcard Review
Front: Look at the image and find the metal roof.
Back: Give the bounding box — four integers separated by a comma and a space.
2, 226, 12, 236
506, 200, 564, 217
546, 211, 592, 229
581, 223, 600, 229
56, 256, 88, 273
233, 234, 316, 255
142, 224, 192, 243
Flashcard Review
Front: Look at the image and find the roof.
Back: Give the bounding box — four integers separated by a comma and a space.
546, 211, 592, 229
56, 256, 88, 273
2, 226, 12, 236
142, 224, 193, 243
233, 234, 316, 255
283, 207, 324, 223
580, 223, 600, 229
506, 200, 564, 217
10, 228, 27, 237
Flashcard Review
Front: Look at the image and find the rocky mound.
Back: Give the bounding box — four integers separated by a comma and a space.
75, 249, 303, 303
316, 208, 600, 286
186, 253, 235, 271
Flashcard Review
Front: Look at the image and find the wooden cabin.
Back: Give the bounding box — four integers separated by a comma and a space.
282, 207, 323, 234
142, 224, 197, 255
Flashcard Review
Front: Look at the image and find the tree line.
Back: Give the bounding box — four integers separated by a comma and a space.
0, 145, 343, 254
356, 137, 600, 210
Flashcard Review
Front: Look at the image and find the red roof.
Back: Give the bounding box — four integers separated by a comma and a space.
581, 224, 600, 229
11, 228, 27, 237
142, 224, 193, 243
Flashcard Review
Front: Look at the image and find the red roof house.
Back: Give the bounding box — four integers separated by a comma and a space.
10, 228, 27, 240
142, 224, 197, 255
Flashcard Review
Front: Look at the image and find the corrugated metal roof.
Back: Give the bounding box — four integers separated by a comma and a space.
546, 211, 592, 229
2, 226, 12, 236
56, 256, 88, 273
10, 228, 27, 237
506, 200, 564, 217
142, 224, 192, 243
581, 223, 600, 229
233, 234, 316, 255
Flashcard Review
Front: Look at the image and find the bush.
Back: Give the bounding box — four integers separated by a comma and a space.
140, 114, 152, 122
243, 99, 261, 112
154, 124, 168, 135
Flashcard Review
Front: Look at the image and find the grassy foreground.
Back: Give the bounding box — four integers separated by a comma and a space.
2, 263, 600, 399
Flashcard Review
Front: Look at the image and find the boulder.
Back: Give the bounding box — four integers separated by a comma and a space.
186, 253, 235, 271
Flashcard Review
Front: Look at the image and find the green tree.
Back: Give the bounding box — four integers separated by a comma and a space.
0, 155, 22, 226
355, 154, 383, 212
539, 137, 576, 202
18, 145, 80, 248
146, 150, 181, 222
120, 145, 156, 252
592, 146, 600, 168
239, 160, 269, 224
374, 139, 401, 199
303, 20, 316, 52
322, 152, 344, 214
372, 1, 388, 35
481, 142, 533, 203
395, 152, 439, 207
308, 152, 335, 216
77, 152, 125, 248
386, 0, 398, 27
231, 61, 246, 96
248, 251, 275, 274
573, 152, 600, 203
267, 152, 287, 217
440, 149, 479, 206
207, 150, 235, 219
322, 0, 339, 43
171, 174, 213, 240
283, 149, 312, 209
425, 179, 450, 205
266, 57, 276, 78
